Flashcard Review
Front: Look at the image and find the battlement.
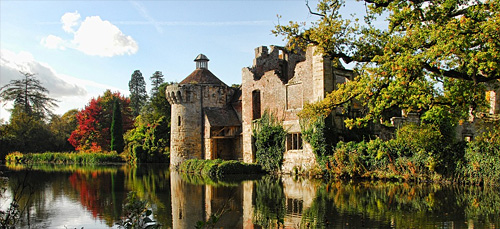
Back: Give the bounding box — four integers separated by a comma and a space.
166, 84, 196, 104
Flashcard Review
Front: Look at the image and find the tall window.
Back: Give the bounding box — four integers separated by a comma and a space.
252, 90, 261, 120
178, 116, 181, 126
287, 133, 302, 150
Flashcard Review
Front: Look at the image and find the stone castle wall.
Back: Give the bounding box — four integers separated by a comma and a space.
167, 82, 237, 167
167, 84, 203, 168
241, 45, 335, 171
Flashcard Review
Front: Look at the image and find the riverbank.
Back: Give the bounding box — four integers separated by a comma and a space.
5, 151, 124, 164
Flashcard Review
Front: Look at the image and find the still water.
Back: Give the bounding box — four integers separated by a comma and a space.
1, 164, 499, 228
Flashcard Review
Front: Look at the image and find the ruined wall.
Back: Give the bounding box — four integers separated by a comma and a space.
487, 80, 500, 115
281, 144, 316, 174
241, 45, 334, 170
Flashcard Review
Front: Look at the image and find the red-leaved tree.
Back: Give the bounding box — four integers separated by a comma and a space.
69, 90, 134, 152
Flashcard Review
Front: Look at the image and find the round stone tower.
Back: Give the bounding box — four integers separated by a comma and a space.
166, 54, 233, 168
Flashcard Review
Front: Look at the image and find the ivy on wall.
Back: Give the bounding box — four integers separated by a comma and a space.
252, 111, 286, 172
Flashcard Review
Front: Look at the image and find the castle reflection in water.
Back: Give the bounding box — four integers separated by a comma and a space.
170, 172, 318, 229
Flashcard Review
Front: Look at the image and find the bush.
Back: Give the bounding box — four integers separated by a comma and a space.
328, 122, 465, 181
458, 123, 500, 185
331, 139, 389, 179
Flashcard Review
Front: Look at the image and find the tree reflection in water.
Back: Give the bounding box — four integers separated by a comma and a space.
1, 164, 499, 228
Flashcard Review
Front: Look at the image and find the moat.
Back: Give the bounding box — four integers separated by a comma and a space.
1, 164, 499, 228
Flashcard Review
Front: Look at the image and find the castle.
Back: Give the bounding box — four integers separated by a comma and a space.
166, 45, 354, 172
166, 45, 500, 172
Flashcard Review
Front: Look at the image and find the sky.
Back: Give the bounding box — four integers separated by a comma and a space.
0, 0, 370, 123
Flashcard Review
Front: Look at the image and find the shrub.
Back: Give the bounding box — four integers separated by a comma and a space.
179, 159, 264, 179
328, 122, 464, 181
5, 152, 23, 163
458, 123, 500, 185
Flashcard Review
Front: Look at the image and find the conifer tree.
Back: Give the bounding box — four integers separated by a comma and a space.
0, 71, 58, 119
129, 70, 147, 117
110, 98, 124, 153
150, 71, 164, 97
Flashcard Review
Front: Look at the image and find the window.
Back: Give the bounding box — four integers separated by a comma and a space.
287, 133, 302, 150
178, 116, 181, 126
252, 90, 261, 120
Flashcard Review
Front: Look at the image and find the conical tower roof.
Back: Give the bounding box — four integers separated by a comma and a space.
179, 54, 227, 86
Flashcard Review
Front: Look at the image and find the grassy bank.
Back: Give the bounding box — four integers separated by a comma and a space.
5, 151, 124, 165
179, 159, 264, 179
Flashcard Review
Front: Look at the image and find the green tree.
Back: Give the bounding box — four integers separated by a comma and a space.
111, 99, 124, 153
150, 71, 164, 97
48, 109, 79, 151
0, 72, 58, 119
125, 116, 169, 163
129, 70, 148, 117
0, 106, 53, 154
140, 82, 172, 124
274, 0, 499, 126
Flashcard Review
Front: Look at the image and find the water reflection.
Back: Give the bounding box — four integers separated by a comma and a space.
1, 164, 499, 228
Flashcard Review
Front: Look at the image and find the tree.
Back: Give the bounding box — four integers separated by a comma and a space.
49, 109, 79, 151
129, 70, 148, 117
150, 71, 164, 97
0, 106, 53, 154
274, 0, 499, 126
0, 71, 58, 118
139, 82, 172, 124
111, 99, 124, 153
124, 116, 170, 163
69, 90, 133, 152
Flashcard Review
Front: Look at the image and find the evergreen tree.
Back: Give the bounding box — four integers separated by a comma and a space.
150, 71, 164, 97
0, 71, 58, 119
129, 70, 148, 117
110, 99, 124, 153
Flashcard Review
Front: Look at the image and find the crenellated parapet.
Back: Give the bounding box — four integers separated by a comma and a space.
166, 84, 197, 104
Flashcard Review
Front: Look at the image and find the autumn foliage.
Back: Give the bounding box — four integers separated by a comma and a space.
69, 90, 134, 152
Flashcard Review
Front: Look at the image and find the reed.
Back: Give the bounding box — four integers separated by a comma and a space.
5, 151, 124, 164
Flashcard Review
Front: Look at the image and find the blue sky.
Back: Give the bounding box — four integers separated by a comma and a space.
0, 0, 370, 122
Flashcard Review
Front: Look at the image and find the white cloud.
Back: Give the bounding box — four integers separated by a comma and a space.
41, 35, 66, 50
73, 16, 138, 57
41, 13, 138, 57
0, 49, 87, 98
0, 49, 130, 122
61, 11, 81, 33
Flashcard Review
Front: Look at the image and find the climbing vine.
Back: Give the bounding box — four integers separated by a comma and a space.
300, 115, 335, 166
253, 111, 286, 172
